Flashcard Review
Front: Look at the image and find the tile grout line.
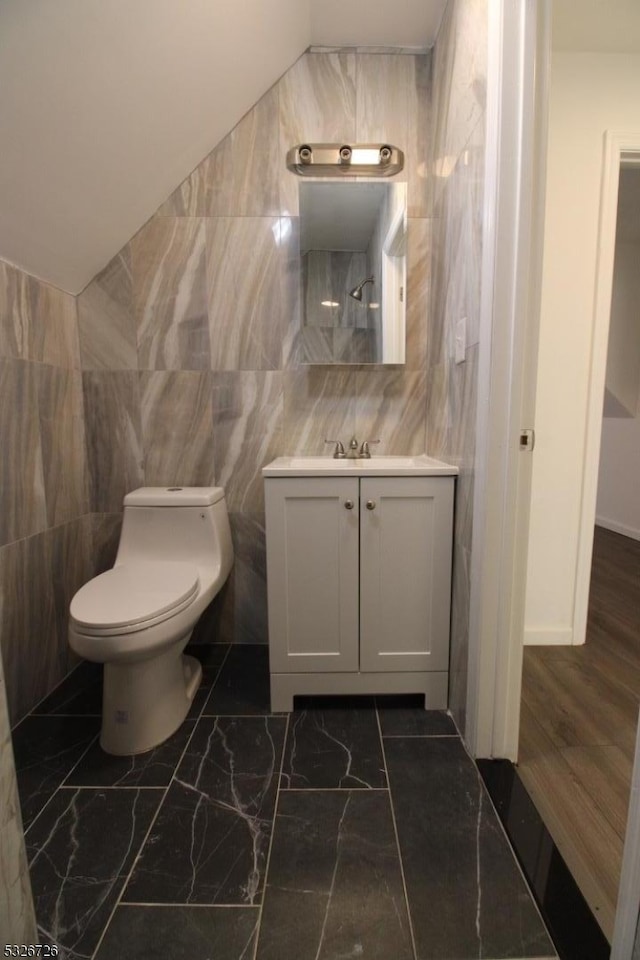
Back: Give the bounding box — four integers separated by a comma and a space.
117, 901, 256, 909
89, 645, 234, 959
374, 698, 418, 960
24, 729, 102, 841
251, 711, 290, 960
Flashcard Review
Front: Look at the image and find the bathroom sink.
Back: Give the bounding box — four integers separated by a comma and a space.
262, 455, 458, 477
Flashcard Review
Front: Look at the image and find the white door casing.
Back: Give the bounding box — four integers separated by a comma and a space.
465, 0, 550, 760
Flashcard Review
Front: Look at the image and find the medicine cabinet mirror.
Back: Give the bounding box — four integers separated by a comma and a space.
298, 180, 407, 365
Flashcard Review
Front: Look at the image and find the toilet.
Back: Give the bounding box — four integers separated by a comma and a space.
69, 486, 233, 756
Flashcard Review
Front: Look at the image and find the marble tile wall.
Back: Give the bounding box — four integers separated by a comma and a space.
78, 49, 434, 646
425, 0, 489, 734
0, 650, 36, 943
0, 259, 96, 725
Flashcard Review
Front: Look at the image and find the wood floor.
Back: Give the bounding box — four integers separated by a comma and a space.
519, 525, 640, 942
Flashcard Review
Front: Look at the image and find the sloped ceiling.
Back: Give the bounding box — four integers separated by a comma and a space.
0, 0, 447, 295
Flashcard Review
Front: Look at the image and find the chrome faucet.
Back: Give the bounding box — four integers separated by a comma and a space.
359, 439, 381, 459
346, 437, 359, 458
324, 439, 346, 459
324, 437, 381, 459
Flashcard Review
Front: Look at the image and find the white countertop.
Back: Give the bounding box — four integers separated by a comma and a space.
262, 455, 458, 477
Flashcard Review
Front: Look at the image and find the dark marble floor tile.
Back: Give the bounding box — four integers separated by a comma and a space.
96, 905, 259, 960
32, 661, 103, 716
385, 738, 555, 960
123, 715, 286, 905
377, 695, 457, 738
26, 787, 162, 960
183, 644, 230, 719
281, 697, 386, 789
479, 759, 606, 960
12, 715, 100, 829
203, 644, 272, 715
256, 790, 413, 960
66, 720, 195, 788
185, 641, 230, 684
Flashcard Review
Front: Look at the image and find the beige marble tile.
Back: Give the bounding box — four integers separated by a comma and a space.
207, 218, 284, 371
157, 162, 209, 218
356, 54, 410, 150
431, 0, 488, 209
355, 369, 427, 454
77, 249, 137, 370
132, 217, 210, 370
207, 85, 280, 217
0, 814, 37, 944
0, 359, 46, 547
425, 361, 450, 460
83, 371, 143, 514
446, 121, 485, 348
406, 218, 431, 372
38, 367, 88, 527
0, 531, 58, 724
140, 370, 215, 486
211, 371, 283, 515
356, 53, 432, 217
0, 263, 79, 369
449, 342, 479, 474
283, 368, 357, 455
406, 53, 433, 218
279, 52, 357, 215
27, 277, 80, 369
50, 517, 93, 675
0, 261, 30, 360
90, 513, 123, 577
207, 513, 269, 645
0, 657, 19, 831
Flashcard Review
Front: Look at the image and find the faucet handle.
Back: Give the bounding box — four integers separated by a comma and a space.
359, 439, 381, 458
324, 438, 347, 459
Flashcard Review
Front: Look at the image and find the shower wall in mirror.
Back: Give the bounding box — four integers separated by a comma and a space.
299, 181, 407, 364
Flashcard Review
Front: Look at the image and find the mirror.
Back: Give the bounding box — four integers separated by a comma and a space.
298, 180, 407, 364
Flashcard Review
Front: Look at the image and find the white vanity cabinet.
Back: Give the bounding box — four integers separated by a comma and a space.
263, 458, 456, 712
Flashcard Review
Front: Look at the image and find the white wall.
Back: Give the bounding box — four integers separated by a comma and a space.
0, 0, 310, 293
596, 415, 640, 540
605, 241, 640, 416
525, 52, 640, 645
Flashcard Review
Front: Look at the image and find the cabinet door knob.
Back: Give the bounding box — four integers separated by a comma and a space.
366, 499, 376, 510
344, 500, 354, 510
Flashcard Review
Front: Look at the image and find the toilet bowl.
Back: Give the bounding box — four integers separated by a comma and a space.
69, 486, 233, 756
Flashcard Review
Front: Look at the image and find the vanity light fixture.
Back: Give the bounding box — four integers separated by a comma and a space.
287, 143, 404, 177
321, 300, 340, 307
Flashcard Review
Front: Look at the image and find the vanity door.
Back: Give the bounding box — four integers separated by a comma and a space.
265, 477, 360, 672
359, 476, 453, 673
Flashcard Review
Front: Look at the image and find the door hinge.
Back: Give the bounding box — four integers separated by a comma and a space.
519, 428, 535, 452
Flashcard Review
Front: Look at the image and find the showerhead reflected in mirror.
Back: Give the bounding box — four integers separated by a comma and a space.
349, 276, 375, 302
298, 181, 407, 364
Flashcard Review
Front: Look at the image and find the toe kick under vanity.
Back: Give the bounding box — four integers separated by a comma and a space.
263, 455, 458, 712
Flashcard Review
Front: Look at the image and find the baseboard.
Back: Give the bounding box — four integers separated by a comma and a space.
523, 626, 574, 646
595, 516, 640, 542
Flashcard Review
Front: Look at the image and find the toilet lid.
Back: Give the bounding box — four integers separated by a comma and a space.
70, 562, 200, 630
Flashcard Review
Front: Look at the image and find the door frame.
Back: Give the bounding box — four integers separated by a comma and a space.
572, 132, 640, 654
465, 0, 551, 760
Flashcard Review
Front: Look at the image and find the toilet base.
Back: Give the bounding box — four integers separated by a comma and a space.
100, 647, 202, 756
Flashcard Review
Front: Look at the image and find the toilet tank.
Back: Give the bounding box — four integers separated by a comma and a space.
115, 487, 233, 575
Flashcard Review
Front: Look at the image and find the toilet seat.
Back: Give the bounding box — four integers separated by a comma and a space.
70, 562, 200, 636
